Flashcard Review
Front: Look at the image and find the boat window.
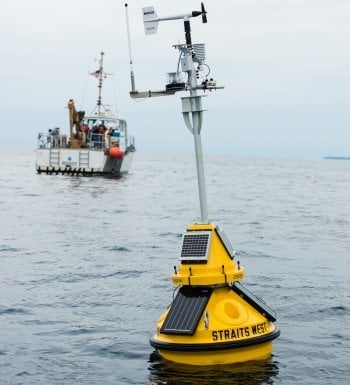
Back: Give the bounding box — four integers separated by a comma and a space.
87, 119, 97, 128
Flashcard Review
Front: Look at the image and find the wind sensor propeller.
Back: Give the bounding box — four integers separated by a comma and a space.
201, 2, 208, 23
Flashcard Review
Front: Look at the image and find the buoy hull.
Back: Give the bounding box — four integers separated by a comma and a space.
150, 285, 280, 366
150, 223, 280, 366
151, 340, 275, 366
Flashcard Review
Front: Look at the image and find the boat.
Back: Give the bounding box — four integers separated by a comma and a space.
36, 51, 135, 176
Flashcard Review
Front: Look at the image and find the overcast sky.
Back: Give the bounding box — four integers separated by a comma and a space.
1, 0, 349, 158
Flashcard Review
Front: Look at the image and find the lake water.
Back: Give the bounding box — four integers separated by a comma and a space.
0, 147, 349, 384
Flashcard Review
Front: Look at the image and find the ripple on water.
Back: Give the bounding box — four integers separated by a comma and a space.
0, 307, 31, 316
149, 353, 280, 385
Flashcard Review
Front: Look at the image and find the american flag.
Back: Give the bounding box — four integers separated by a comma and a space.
89, 69, 101, 78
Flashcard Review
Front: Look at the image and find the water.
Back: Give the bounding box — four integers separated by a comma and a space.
0, 147, 349, 385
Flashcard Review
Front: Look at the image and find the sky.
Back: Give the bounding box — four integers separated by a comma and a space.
1, 0, 349, 158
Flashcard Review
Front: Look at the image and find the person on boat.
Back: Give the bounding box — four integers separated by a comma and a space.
81, 120, 90, 144
98, 122, 106, 149
91, 124, 100, 148
106, 126, 113, 148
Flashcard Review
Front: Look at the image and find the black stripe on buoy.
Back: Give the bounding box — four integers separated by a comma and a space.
150, 328, 281, 352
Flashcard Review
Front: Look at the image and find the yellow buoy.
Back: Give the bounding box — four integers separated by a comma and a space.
124, 3, 280, 366
150, 223, 280, 365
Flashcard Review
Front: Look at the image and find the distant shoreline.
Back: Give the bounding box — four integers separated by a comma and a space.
324, 156, 350, 160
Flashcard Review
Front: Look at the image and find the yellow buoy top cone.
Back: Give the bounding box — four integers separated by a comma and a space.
150, 223, 280, 366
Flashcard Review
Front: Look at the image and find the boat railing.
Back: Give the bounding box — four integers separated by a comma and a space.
89, 132, 105, 149
127, 135, 136, 150
37, 133, 68, 149
37, 132, 120, 150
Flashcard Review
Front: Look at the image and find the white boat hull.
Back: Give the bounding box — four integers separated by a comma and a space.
36, 148, 134, 176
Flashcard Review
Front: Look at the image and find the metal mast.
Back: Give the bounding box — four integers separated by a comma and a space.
181, 18, 208, 223
97, 51, 105, 115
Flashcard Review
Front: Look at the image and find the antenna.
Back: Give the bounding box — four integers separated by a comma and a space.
124, 4, 136, 93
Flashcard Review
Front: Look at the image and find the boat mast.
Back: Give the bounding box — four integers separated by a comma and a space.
97, 51, 105, 115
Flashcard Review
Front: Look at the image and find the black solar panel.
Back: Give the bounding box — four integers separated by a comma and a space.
180, 231, 211, 261
160, 287, 212, 335
216, 226, 235, 259
231, 282, 277, 322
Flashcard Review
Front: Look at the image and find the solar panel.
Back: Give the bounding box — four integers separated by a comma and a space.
180, 231, 212, 262
160, 287, 212, 335
216, 226, 235, 259
231, 282, 277, 322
